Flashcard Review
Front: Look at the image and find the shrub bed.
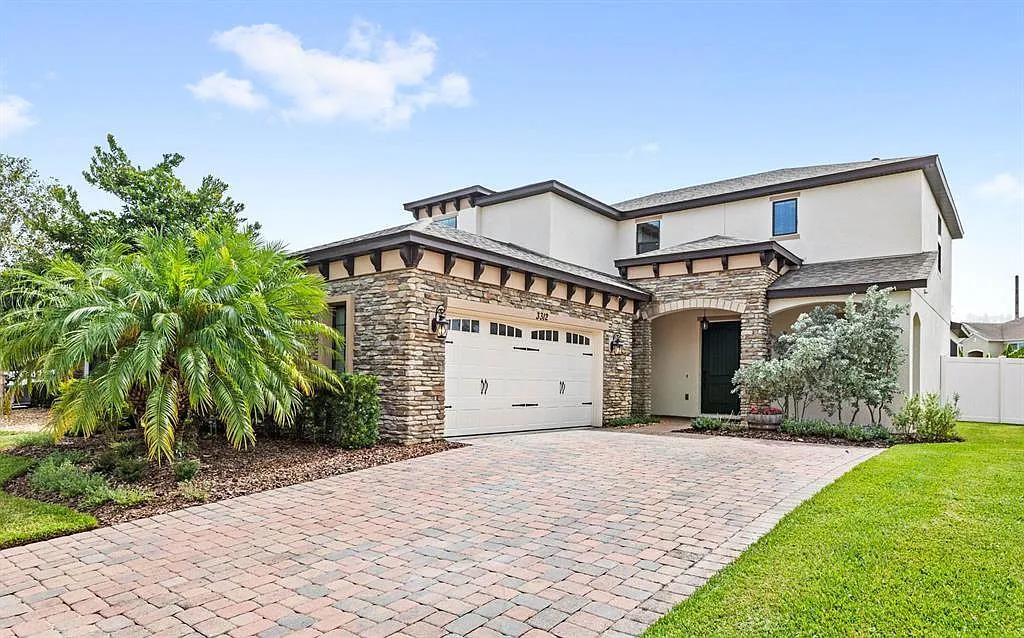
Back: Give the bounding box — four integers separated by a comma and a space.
605, 415, 660, 427
781, 419, 892, 442
278, 373, 381, 448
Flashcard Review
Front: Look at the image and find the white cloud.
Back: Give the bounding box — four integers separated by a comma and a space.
0, 95, 36, 139
199, 22, 472, 127
623, 142, 660, 159
976, 173, 1024, 202
187, 71, 268, 110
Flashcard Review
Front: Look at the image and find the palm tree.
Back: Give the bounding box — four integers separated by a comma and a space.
0, 228, 340, 461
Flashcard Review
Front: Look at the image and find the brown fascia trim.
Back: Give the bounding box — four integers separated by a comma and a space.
402, 185, 496, 212
615, 241, 803, 269
618, 156, 964, 239
473, 180, 622, 220
296, 230, 650, 302
766, 278, 928, 299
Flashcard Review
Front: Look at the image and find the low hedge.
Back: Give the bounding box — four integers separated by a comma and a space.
287, 373, 381, 449
780, 419, 892, 442
605, 415, 660, 427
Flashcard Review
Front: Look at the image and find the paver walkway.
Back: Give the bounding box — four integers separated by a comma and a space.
0, 430, 879, 637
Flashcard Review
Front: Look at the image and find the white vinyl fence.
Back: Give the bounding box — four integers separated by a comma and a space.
940, 356, 1024, 424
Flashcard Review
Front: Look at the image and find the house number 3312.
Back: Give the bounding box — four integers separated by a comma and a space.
535, 311, 549, 321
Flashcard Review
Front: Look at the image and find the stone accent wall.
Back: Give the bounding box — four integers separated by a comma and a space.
631, 319, 652, 415
325, 268, 635, 442
633, 266, 781, 415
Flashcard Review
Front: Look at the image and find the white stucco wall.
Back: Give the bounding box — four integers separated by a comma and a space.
475, 195, 553, 257
548, 197, 619, 274
615, 171, 931, 263
474, 193, 619, 274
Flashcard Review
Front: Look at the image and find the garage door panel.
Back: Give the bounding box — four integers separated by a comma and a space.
445, 318, 598, 437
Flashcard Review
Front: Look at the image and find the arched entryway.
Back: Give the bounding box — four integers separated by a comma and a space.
651, 306, 742, 416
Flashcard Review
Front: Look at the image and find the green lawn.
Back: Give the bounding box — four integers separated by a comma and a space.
645, 423, 1024, 637
0, 441, 97, 549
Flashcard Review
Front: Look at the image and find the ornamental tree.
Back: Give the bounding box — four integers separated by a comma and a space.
0, 228, 340, 461
734, 286, 906, 424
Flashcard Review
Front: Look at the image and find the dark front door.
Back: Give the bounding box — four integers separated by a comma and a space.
701, 321, 740, 415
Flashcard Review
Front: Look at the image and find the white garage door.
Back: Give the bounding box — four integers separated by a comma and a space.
444, 316, 597, 437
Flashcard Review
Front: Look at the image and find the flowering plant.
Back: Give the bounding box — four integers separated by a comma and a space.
748, 405, 783, 415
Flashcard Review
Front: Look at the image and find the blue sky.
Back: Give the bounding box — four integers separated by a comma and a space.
2, 1, 1022, 320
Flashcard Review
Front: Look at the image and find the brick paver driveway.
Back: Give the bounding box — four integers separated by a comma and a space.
1, 430, 879, 638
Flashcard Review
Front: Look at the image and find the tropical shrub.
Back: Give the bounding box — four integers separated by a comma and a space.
173, 458, 200, 482
781, 419, 891, 442
0, 228, 341, 461
893, 393, 960, 442
289, 373, 381, 449
691, 416, 725, 431
734, 287, 905, 424
111, 456, 148, 484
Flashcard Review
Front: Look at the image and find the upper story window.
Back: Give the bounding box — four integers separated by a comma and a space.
937, 242, 942, 273
937, 214, 942, 237
772, 199, 798, 236
636, 220, 660, 254
435, 216, 457, 228
490, 322, 522, 338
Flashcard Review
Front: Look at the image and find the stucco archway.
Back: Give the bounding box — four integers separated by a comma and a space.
646, 297, 747, 321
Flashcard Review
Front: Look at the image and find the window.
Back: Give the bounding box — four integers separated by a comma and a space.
435, 216, 457, 228
565, 332, 590, 345
772, 199, 798, 236
530, 329, 559, 342
937, 242, 942, 273
489, 322, 522, 338
636, 220, 660, 254
449, 318, 480, 333
938, 214, 942, 237
331, 303, 347, 374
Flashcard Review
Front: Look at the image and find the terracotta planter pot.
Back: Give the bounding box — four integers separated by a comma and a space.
746, 413, 783, 430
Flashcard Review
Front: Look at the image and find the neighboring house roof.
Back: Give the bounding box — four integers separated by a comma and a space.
767, 252, 937, 299
960, 318, 1024, 342
614, 235, 802, 269
293, 219, 650, 300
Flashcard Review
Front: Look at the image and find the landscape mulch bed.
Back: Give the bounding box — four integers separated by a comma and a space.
676, 427, 900, 448
5, 434, 464, 526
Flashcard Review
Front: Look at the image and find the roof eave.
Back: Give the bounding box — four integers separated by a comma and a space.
402, 185, 496, 211
618, 156, 964, 238
614, 240, 803, 268
475, 181, 622, 220
767, 278, 929, 299
294, 229, 649, 301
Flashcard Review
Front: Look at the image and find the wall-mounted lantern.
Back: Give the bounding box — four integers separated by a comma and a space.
700, 311, 710, 331
609, 334, 623, 354
430, 304, 449, 340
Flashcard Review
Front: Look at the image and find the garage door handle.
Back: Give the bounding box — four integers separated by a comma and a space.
484, 379, 489, 394
480, 379, 485, 395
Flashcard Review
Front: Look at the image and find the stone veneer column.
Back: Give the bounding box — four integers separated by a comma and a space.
738, 272, 774, 416
631, 316, 652, 416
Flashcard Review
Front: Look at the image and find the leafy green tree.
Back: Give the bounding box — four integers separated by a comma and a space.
0, 155, 67, 270
734, 286, 906, 425
0, 228, 339, 461
1, 135, 254, 268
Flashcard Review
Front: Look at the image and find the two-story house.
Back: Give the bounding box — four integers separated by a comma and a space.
295, 155, 962, 441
